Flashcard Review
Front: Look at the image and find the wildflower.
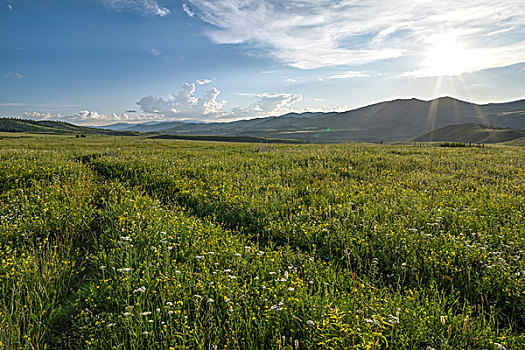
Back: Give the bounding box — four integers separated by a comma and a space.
133, 286, 146, 293
196, 255, 204, 259
148, 319, 154, 323
155, 308, 161, 313
306, 320, 315, 326
140, 311, 152, 316
99, 266, 106, 270
223, 269, 232, 273
117, 267, 132, 273
107, 323, 116, 328
235, 253, 241, 257
123, 312, 132, 316
207, 298, 215, 303
287, 287, 294, 291
142, 331, 149, 335
165, 302, 173, 307
120, 236, 132, 241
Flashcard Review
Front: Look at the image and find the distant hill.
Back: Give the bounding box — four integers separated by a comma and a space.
411, 123, 525, 143
106, 97, 525, 142
0, 118, 138, 136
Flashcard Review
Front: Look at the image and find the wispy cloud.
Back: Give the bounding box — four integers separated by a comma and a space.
327, 71, 370, 79
103, 0, 170, 17
182, 3, 195, 17
2, 72, 23, 79
7, 4, 13, 11
184, 0, 525, 72
196, 79, 212, 85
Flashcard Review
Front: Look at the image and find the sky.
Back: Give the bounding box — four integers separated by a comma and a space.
1, 0, 524, 125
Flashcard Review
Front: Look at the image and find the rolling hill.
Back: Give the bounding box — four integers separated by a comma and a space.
0, 118, 139, 136
104, 96, 525, 142
411, 123, 525, 143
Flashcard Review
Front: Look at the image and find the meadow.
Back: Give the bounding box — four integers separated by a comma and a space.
0, 133, 523, 349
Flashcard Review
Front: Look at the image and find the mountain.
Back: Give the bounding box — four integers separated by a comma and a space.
104, 97, 525, 142
0, 118, 139, 136
411, 123, 525, 143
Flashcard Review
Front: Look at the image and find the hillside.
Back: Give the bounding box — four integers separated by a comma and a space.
0, 118, 138, 136
412, 123, 525, 143
104, 96, 525, 142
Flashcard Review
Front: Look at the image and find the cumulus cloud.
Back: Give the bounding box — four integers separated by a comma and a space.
184, 0, 525, 72
231, 92, 302, 118
23, 112, 52, 120
137, 83, 227, 119
103, 0, 170, 16
327, 71, 370, 79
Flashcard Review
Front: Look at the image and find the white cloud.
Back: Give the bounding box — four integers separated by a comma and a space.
185, 0, 525, 72
23, 112, 52, 120
231, 92, 302, 118
137, 83, 227, 119
7, 4, 13, 11
2, 72, 23, 79
196, 79, 212, 85
327, 71, 370, 79
182, 3, 195, 17
103, 0, 170, 16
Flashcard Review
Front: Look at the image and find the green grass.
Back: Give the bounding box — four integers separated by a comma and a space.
0, 134, 524, 349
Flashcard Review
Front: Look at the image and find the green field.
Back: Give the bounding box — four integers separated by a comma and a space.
0, 133, 524, 349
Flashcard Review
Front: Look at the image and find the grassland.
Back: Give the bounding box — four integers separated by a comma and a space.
0, 133, 524, 349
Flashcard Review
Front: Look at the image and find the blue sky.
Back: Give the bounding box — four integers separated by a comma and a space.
1, 0, 524, 125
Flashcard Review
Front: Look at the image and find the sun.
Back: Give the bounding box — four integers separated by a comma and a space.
419, 33, 484, 77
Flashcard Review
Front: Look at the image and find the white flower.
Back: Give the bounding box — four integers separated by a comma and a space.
196, 255, 204, 259
493, 343, 506, 350
155, 308, 161, 313
208, 251, 215, 255
223, 269, 232, 273
142, 331, 149, 335
235, 253, 241, 257
117, 267, 132, 273
148, 319, 154, 323
107, 323, 116, 328
175, 270, 181, 274
140, 311, 152, 316
120, 236, 132, 241
287, 287, 295, 291
207, 298, 215, 303
306, 320, 315, 325
99, 265, 106, 270
165, 302, 173, 307
133, 286, 146, 293
123, 312, 132, 316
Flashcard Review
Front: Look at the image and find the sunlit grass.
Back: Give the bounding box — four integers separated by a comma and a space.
0, 135, 523, 349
